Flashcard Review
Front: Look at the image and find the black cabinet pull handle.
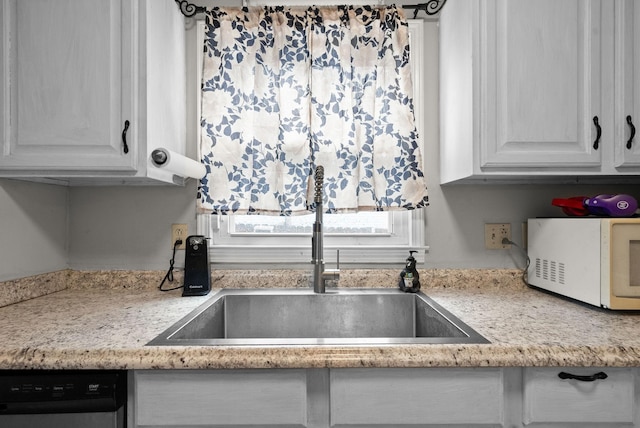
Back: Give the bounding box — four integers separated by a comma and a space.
558, 371, 608, 382
626, 115, 636, 149
121, 120, 130, 154
592, 116, 601, 150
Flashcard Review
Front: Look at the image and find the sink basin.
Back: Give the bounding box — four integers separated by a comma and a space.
148, 289, 489, 346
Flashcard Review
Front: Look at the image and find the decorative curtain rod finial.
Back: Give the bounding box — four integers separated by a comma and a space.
404, 0, 448, 19
175, 0, 206, 18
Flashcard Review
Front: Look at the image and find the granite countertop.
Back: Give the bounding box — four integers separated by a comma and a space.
1, 269, 640, 370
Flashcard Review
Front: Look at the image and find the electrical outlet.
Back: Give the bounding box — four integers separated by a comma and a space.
484, 223, 511, 249
171, 223, 188, 250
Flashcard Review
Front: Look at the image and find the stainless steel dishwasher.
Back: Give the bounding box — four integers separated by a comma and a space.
0, 370, 126, 428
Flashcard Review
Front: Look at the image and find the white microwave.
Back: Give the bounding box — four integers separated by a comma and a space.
527, 218, 640, 310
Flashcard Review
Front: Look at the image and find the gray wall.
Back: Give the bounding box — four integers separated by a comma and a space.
3, 15, 640, 280
0, 180, 68, 281
67, 184, 197, 270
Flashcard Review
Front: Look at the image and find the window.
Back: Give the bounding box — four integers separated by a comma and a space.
196, 19, 427, 266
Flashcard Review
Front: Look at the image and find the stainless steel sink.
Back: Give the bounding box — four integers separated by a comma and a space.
148, 289, 489, 346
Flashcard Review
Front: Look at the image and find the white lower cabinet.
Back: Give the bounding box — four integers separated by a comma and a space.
132, 367, 638, 428
133, 369, 309, 427
523, 367, 635, 427
330, 368, 505, 427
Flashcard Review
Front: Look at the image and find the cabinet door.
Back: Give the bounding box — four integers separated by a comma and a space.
134, 370, 309, 427
480, 0, 602, 170
330, 368, 504, 426
0, 0, 135, 173
523, 367, 635, 425
614, 0, 640, 168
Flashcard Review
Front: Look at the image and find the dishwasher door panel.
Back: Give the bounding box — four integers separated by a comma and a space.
0, 406, 124, 428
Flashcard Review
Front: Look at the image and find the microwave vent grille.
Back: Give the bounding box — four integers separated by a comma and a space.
535, 258, 565, 285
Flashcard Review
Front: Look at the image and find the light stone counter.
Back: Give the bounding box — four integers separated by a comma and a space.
0, 269, 640, 369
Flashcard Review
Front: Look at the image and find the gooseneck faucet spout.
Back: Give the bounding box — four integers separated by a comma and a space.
312, 166, 340, 293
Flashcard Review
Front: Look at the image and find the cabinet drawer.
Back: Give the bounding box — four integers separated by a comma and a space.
523, 367, 634, 424
135, 369, 308, 427
330, 368, 504, 426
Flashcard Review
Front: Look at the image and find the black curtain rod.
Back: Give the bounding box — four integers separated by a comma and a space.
175, 0, 447, 19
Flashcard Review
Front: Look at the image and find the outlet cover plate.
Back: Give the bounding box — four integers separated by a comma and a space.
171, 223, 188, 250
484, 223, 511, 249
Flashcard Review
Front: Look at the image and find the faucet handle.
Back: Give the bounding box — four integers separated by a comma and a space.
329, 249, 340, 281
321, 249, 341, 283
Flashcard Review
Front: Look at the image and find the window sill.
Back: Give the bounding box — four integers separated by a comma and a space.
208, 245, 428, 266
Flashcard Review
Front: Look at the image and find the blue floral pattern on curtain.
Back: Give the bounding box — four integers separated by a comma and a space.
198, 5, 428, 215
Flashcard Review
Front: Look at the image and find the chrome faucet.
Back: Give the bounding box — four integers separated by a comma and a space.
312, 166, 340, 293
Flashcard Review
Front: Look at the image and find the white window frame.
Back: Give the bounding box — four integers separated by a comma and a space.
196, 19, 427, 266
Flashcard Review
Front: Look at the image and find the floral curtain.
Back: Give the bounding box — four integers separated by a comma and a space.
198, 5, 428, 215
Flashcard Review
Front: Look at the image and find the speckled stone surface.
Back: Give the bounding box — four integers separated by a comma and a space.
0, 270, 70, 308
1, 268, 640, 369
0, 268, 525, 298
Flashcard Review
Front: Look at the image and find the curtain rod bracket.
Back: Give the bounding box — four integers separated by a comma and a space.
403, 0, 448, 19
175, 0, 206, 18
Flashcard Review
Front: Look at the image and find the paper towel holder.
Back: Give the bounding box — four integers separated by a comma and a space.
151, 148, 170, 166
150, 148, 207, 183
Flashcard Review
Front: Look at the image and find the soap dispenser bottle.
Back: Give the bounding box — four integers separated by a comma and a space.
398, 251, 420, 293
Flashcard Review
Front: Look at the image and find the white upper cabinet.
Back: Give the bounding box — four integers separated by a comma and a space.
440, 0, 640, 183
0, 0, 186, 185
614, 0, 640, 168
